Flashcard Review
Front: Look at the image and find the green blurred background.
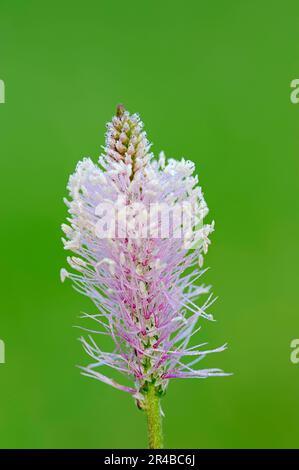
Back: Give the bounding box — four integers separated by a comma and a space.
0, 0, 299, 448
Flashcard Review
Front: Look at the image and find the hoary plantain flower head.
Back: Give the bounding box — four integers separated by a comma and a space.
61, 105, 229, 406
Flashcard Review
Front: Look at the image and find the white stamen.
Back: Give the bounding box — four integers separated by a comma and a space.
60, 268, 69, 283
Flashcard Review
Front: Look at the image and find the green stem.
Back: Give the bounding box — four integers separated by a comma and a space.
145, 384, 163, 449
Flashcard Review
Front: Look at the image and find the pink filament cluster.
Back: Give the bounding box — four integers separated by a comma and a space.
61, 107, 228, 401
